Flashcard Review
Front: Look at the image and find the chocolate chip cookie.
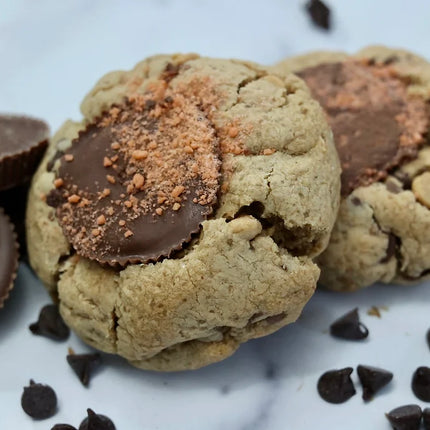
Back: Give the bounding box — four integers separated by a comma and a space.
27, 54, 340, 370
274, 46, 430, 291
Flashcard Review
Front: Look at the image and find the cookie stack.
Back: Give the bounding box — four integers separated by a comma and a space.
24, 47, 430, 371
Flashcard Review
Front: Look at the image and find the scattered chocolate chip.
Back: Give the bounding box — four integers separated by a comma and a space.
423, 408, 430, 430
79, 408, 116, 430
29, 304, 70, 341
317, 367, 356, 404
330, 308, 369, 340
21, 379, 57, 419
51, 425, 77, 430
67, 352, 101, 387
357, 365, 393, 401
305, 0, 331, 30
385, 404, 422, 430
412, 366, 430, 401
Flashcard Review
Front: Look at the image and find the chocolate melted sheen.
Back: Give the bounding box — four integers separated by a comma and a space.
50, 96, 220, 266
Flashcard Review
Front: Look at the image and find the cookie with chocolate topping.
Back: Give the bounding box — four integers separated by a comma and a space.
27, 54, 340, 370
274, 46, 430, 291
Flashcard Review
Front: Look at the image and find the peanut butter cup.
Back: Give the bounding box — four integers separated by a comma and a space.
0, 208, 18, 308
0, 114, 49, 191
297, 60, 429, 195
49, 87, 221, 265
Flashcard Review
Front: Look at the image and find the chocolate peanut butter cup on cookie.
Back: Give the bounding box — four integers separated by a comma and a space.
0, 115, 49, 191
274, 46, 430, 291
27, 54, 340, 370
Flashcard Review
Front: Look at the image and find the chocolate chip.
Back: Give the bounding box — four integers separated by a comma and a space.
423, 408, 430, 430
21, 380, 57, 419
357, 365, 393, 401
67, 352, 101, 387
412, 366, 430, 401
29, 304, 70, 341
264, 312, 286, 325
305, 0, 331, 30
380, 233, 397, 264
385, 404, 422, 430
351, 196, 362, 206
51, 425, 77, 430
46, 189, 64, 208
317, 367, 356, 404
79, 408, 116, 430
330, 308, 369, 340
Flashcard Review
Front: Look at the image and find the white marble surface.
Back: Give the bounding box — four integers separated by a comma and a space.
1, 1, 430, 429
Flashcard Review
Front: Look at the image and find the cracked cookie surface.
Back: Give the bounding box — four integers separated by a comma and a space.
274, 46, 430, 291
27, 54, 340, 370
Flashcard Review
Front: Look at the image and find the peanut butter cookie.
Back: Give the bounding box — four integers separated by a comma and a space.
27, 54, 340, 370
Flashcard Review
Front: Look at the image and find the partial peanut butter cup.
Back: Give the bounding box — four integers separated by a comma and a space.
0, 114, 49, 191
0, 208, 19, 309
297, 60, 429, 195
48, 88, 221, 266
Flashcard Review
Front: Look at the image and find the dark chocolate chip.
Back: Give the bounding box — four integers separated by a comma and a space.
46, 188, 64, 208
21, 379, 57, 419
411, 366, 430, 401
51, 425, 78, 430
317, 367, 356, 404
380, 233, 397, 264
79, 408, 116, 430
351, 196, 362, 206
305, 0, 331, 30
264, 312, 286, 325
357, 365, 393, 401
29, 304, 70, 341
423, 408, 430, 430
330, 308, 369, 340
385, 404, 422, 430
67, 352, 101, 387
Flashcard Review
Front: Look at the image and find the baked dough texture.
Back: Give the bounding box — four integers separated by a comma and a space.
274, 46, 430, 291
27, 54, 340, 370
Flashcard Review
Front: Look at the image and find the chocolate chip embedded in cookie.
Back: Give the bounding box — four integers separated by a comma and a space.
0, 208, 19, 308
27, 54, 341, 371
274, 46, 430, 291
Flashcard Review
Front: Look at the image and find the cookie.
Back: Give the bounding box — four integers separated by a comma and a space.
274, 46, 430, 291
27, 54, 340, 370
